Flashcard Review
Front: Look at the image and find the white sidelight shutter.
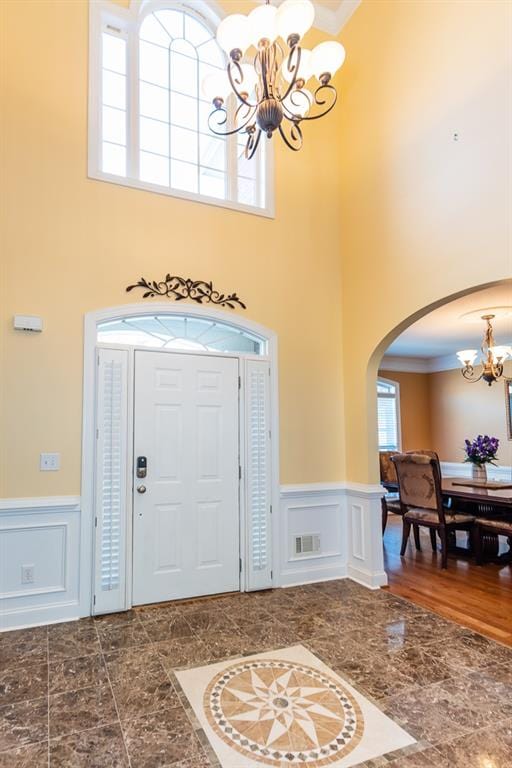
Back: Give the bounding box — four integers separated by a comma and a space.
93, 348, 129, 614
245, 359, 272, 591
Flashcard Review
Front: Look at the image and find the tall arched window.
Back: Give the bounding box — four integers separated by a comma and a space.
89, 2, 272, 216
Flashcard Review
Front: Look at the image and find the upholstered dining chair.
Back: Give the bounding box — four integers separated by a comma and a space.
474, 517, 512, 565
380, 449, 438, 545
379, 451, 401, 534
391, 453, 476, 568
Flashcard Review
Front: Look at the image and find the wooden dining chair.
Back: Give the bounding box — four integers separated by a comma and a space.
405, 450, 439, 551
380, 449, 437, 547
474, 517, 512, 565
379, 451, 402, 534
391, 453, 476, 568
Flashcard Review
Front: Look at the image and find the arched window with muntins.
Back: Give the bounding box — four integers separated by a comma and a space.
90, 2, 271, 216
97, 314, 267, 355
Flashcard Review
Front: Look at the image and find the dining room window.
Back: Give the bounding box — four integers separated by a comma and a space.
89, 1, 272, 216
377, 378, 401, 451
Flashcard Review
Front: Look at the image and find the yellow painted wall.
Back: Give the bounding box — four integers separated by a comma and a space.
339, 0, 512, 482
378, 370, 432, 452
0, 0, 345, 497
1, 0, 511, 497
379, 366, 512, 466
428, 366, 512, 464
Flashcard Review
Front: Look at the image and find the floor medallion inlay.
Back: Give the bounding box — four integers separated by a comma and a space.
177, 645, 416, 768
204, 658, 364, 765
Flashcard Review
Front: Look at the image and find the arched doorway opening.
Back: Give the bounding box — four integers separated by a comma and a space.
367, 279, 511, 482
370, 280, 512, 640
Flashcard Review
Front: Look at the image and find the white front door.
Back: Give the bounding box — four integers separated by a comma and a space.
132, 350, 240, 605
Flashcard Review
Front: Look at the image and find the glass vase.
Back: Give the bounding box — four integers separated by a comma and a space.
471, 463, 487, 483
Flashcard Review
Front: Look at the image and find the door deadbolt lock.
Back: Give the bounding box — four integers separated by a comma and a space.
136, 485, 147, 494
136, 456, 147, 478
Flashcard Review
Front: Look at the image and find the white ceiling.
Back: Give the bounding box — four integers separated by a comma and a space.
386, 282, 512, 360
315, 0, 345, 9
228, 1, 360, 36
312, 0, 361, 35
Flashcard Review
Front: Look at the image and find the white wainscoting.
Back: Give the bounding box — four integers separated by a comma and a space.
441, 461, 512, 482
1, 482, 390, 631
0, 497, 81, 631
279, 484, 348, 587
279, 482, 388, 590
344, 483, 388, 589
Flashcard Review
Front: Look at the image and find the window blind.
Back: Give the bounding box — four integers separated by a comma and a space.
377, 381, 399, 451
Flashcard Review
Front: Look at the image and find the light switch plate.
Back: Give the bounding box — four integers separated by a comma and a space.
40, 452, 60, 471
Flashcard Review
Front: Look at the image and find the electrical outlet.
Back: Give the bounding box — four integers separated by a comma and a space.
21, 565, 35, 584
40, 452, 60, 471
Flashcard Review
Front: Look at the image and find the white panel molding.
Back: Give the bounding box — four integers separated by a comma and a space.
0, 523, 67, 599
279, 488, 347, 587
279, 481, 387, 590
0, 497, 81, 632
350, 503, 364, 561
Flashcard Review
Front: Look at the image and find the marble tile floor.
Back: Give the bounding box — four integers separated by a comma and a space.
1, 579, 512, 767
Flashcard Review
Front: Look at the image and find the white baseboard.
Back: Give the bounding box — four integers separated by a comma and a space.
280, 564, 348, 588
0, 602, 80, 632
347, 564, 388, 590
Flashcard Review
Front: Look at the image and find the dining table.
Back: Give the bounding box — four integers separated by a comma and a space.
384, 476, 512, 562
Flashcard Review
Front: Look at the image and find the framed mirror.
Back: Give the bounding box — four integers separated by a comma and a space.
506, 379, 512, 440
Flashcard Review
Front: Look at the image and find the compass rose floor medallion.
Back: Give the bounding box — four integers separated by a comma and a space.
176, 645, 415, 767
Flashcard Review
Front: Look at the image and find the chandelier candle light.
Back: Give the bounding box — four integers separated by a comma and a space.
456, 314, 511, 386
202, 0, 345, 157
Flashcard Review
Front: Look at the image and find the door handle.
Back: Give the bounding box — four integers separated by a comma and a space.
136, 485, 147, 494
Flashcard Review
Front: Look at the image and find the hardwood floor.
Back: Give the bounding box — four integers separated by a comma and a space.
383, 514, 512, 647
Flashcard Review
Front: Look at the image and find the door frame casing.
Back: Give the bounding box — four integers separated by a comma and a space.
81, 303, 280, 616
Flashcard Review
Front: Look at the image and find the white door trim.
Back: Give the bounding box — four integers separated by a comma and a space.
81, 303, 280, 616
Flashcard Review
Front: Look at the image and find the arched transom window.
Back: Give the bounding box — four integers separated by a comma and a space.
89, 2, 271, 216
98, 315, 266, 355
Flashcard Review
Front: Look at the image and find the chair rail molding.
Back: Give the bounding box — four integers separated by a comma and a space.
0, 496, 80, 512
0, 496, 82, 631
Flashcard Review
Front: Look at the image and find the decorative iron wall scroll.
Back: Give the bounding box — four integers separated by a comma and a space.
126, 275, 246, 309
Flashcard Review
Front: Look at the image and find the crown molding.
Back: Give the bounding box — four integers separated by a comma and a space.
427, 354, 461, 373
380, 356, 431, 374
313, 0, 362, 36
380, 354, 461, 374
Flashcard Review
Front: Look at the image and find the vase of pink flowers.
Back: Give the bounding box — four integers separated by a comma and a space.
463, 435, 499, 482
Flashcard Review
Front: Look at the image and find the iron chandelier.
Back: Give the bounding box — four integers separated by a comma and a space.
456, 314, 511, 386
202, 0, 346, 157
